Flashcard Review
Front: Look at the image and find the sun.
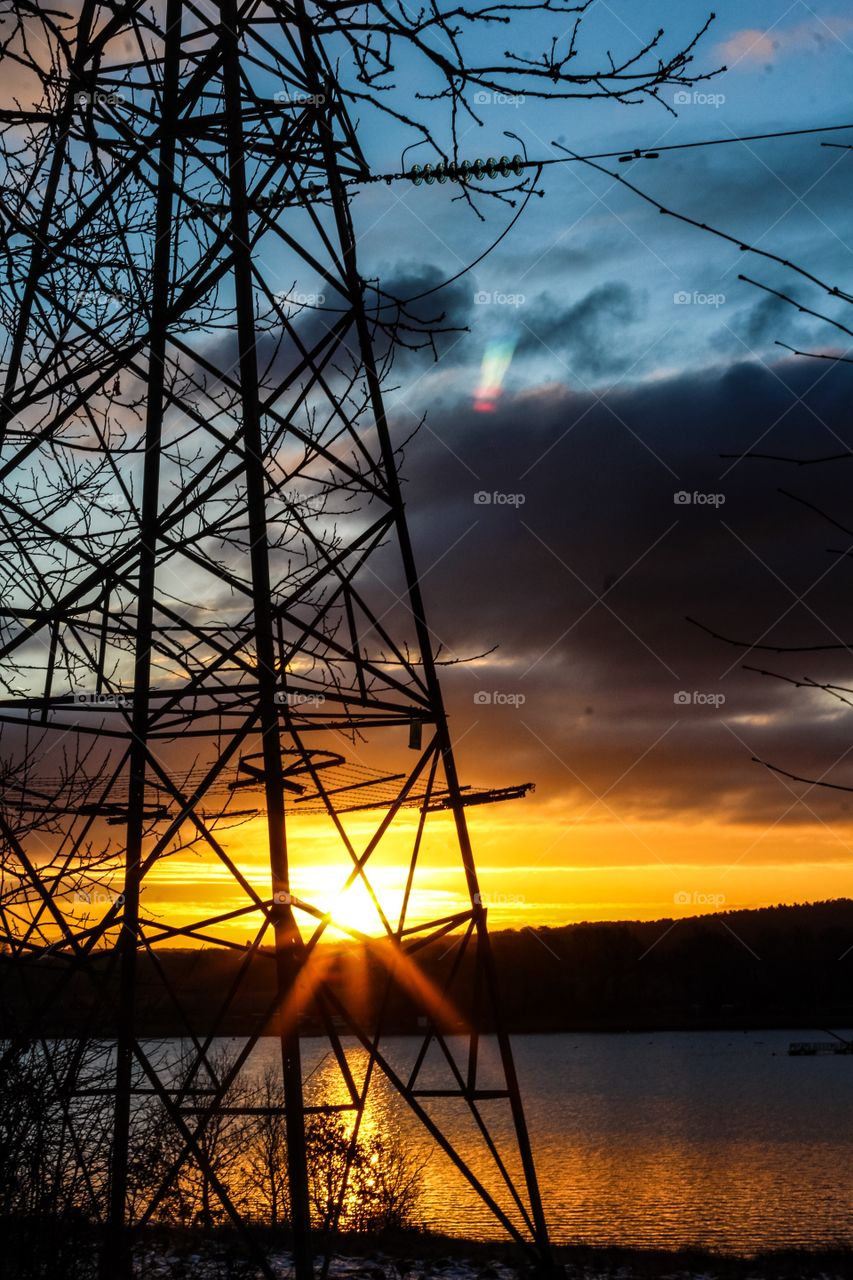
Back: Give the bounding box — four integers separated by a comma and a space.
314, 873, 402, 939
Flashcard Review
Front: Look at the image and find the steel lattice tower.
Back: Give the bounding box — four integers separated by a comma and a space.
0, 2, 552, 1277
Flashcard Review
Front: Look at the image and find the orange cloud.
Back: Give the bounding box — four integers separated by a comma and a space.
719, 16, 853, 67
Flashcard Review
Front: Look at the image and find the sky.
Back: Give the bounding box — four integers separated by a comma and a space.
275, 0, 853, 930
139, 0, 853, 936
6, 0, 853, 941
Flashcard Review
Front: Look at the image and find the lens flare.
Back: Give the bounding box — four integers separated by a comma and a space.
473, 337, 516, 412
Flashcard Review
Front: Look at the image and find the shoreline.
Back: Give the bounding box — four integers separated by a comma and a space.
130, 1227, 853, 1279
7, 1221, 853, 1278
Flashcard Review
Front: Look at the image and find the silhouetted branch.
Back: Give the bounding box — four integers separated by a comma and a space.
686, 616, 853, 654
753, 757, 853, 795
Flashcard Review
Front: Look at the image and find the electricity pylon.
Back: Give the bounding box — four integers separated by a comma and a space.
0, 2, 551, 1276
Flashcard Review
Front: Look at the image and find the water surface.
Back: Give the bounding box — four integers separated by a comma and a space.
247, 1028, 853, 1252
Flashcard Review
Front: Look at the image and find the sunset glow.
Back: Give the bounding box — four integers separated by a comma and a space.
135, 807, 853, 943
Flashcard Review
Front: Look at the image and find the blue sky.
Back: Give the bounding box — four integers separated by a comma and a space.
326, 0, 853, 407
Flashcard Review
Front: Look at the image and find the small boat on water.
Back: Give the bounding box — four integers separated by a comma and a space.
788, 1035, 853, 1056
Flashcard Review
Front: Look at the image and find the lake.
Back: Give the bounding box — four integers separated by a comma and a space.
244, 1028, 853, 1252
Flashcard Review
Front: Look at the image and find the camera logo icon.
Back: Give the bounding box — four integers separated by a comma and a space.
673, 90, 691, 105
473, 691, 493, 705
674, 690, 691, 705
474, 291, 492, 304
474, 491, 492, 504
673, 491, 691, 505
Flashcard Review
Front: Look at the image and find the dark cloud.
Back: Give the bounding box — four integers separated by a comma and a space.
387, 355, 853, 827
515, 282, 645, 377
196, 262, 473, 388
371, 263, 475, 368
724, 292, 796, 349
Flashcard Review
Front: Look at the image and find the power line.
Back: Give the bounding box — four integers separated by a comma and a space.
350, 121, 853, 190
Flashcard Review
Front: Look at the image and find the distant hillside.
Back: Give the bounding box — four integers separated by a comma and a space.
3, 899, 852, 1036
488, 898, 853, 1031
